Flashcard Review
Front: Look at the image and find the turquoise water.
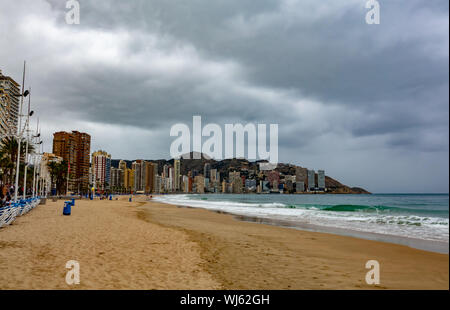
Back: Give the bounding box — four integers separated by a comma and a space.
155, 194, 449, 251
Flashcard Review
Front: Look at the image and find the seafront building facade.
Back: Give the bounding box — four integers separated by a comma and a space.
91, 150, 111, 192
0, 69, 20, 136
174, 159, 181, 191
132, 160, 143, 192
318, 170, 325, 191
110, 167, 124, 190
144, 161, 157, 193
52, 131, 91, 193
96, 155, 327, 195
295, 167, 307, 193
0, 87, 10, 138
308, 169, 316, 191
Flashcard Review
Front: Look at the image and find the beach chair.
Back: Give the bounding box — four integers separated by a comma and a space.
18, 199, 27, 216
0, 203, 17, 227
0, 206, 8, 228
0, 197, 43, 229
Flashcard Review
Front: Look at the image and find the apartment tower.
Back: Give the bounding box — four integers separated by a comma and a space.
0, 69, 20, 135
53, 131, 91, 193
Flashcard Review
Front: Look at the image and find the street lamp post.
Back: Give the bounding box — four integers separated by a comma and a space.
31, 139, 42, 198
22, 88, 34, 199
13, 61, 27, 202
32, 155, 37, 197
31, 121, 39, 198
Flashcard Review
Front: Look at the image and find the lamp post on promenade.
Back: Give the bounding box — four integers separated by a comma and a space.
22, 88, 35, 199
13, 61, 29, 202
31, 122, 42, 198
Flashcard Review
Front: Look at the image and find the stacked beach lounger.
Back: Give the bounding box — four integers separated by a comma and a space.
0, 197, 41, 228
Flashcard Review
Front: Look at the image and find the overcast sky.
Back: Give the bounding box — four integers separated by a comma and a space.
0, 0, 448, 193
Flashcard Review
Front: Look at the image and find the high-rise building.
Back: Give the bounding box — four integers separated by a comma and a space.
119, 160, 127, 171
182, 175, 190, 193
261, 180, 270, 193
285, 180, 294, 192
123, 167, 130, 190
194, 175, 205, 193
163, 164, 169, 178
144, 162, 158, 193
110, 167, 123, 189
0, 70, 20, 135
210, 169, 217, 183
204, 163, 211, 179
318, 170, 326, 191
0, 87, 9, 137
53, 131, 91, 193
124, 168, 135, 192
267, 170, 280, 189
168, 167, 174, 192
89, 166, 95, 187
173, 159, 181, 191
132, 160, 143, 192
245, 179, 257, 192
296, 182, 305, 193
295, 167, 307, 193
308, 169, 316, 191
229, 171, 243, 194
222, 180, 227, 193
91, 150, 111, 191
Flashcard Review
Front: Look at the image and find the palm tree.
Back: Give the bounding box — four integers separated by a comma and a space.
0, 148, 13, 184
47, 160, 68, 195
0, 137, 35, 185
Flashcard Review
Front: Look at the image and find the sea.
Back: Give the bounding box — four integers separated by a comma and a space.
154, 193, 449, 253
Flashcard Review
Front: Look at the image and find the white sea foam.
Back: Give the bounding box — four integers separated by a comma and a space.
154, 195, 449, 243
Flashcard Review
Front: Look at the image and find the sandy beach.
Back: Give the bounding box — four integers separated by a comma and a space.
0, 197, 448, 290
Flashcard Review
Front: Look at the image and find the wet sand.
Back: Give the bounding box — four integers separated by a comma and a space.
0, 197, 448, 289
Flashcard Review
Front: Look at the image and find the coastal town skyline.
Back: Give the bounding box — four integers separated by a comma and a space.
45, 130, 345, 196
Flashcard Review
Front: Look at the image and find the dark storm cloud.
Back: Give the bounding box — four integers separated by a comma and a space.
0, 0, 448, 192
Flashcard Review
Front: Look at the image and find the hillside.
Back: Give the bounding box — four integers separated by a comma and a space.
111, 155, 370, 194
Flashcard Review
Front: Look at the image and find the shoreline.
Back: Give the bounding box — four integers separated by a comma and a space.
168, 204, 449, 254
0, 198, 448, 289
234, 214, 448, 254
153, 195, 449, 254
141, 200, 449, 289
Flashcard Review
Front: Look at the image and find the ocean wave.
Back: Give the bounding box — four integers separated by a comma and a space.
153, 194, 449, 243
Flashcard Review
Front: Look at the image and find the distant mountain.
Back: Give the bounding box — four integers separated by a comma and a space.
111, 153, 370, 194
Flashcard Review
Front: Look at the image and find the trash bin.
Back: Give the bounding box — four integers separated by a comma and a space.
71, 198, 75, 206
63, 201, 72, 216
129, 196, 132, 202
